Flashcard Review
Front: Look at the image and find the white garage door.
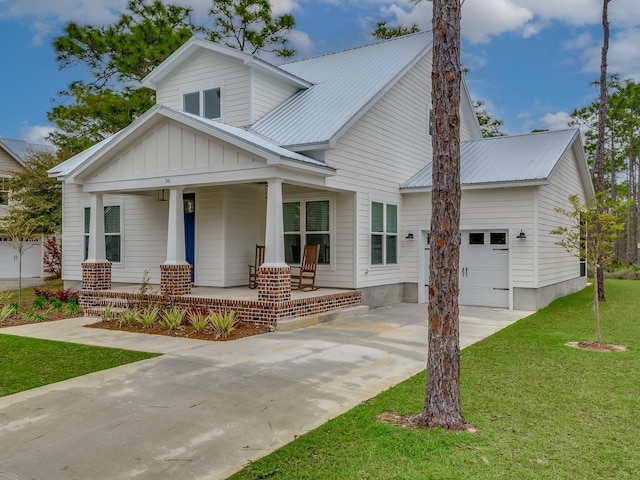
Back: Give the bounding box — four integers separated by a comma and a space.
459, 230, 509, 308
0, 237, 42, 279
421, 230, 510, 308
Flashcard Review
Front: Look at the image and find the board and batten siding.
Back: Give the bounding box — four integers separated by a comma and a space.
61, 184, 167, 285
536, 146, 586, 286
83, 120, 261, 186
154, 49, 251, 127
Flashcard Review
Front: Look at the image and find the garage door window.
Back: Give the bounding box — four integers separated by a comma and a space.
84, 206, 121, 262
468, 232, 484, 245
490, 232, 507, 245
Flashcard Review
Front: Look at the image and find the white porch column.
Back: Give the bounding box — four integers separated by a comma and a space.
164, 186, 187, 265
264, 178, 286, 265
86, 193, 106, 263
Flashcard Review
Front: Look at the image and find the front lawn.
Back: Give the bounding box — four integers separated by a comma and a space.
230, 280, 640, 480
0, 335, 158, 397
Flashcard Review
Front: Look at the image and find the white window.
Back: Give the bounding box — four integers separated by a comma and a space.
183, 87, 221, 119
283, 200, 331, 265
371, 201, 397, 265
84, 205, 121, 262
0, 177, 9, 205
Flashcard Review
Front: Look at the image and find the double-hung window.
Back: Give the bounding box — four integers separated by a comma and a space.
0, 177, 8, 205
283, 200, 331, 265
183, 87, 221, 119
84, 205, 121, 262
371, 201, 397, 265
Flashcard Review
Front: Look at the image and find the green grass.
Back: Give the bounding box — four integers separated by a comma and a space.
0, 335, 158, 397
230, 280, 640, 480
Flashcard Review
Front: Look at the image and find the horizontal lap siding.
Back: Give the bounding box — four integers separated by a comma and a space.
61, 184, 84, 281
194, 187, 224, 286
401, 188, 535, 287
155, 50, 250, 127
252, 72, 299, 123
537, 148, 586, 286
327, 55, 432, 288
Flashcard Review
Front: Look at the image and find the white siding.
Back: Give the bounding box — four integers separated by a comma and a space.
252, 71, 299, 123
537, 146, 587, 286
154, 49, 251, 127
401, 187, 536, 288
84, 120, 261, 184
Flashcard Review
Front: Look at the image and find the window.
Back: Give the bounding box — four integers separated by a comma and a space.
0, 177, 8, 205
283, 200, 330, 265
84, 205, 121, 262
468, 232, 485, 245
183, 87, 221, 119
371, 201, 397, 265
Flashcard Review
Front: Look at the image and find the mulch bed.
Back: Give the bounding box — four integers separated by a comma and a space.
0, 312, 82, 328
85, 319, 272, 341
565, 340, 628, 352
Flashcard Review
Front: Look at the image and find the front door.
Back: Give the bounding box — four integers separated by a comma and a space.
183, 193, 195, 282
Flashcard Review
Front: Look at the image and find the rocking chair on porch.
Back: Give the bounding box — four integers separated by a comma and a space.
291, 244, 320, 291
248, 245, 265, 289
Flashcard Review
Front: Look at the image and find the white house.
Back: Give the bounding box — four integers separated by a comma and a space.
0, 138, 54, 279
49, 32, 593, 323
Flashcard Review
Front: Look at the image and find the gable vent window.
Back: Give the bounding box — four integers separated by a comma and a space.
183, 88, 221, 119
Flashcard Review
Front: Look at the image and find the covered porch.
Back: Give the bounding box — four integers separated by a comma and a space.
80, 284, 363, 327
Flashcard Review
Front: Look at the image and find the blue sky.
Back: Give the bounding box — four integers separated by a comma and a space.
1, 0, 639, 145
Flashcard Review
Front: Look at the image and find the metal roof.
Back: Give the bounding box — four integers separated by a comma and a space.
401, 129, 582, 189
251, 32, 432, 148
0, 138, 54, 165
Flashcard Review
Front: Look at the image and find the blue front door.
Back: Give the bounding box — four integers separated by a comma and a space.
183, 193, 195, 282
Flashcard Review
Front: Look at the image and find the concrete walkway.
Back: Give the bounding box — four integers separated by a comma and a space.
0, 304, 533, 480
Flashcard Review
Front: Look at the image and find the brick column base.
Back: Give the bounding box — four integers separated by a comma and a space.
82, 262, 112, 290
160, 264, 193, 296
257, 265, 291, 303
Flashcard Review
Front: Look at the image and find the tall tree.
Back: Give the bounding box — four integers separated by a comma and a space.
5, 150, 64, 235
49, 0, 297, 153
372, 21, 420, 40
593, 0, 613, 301
208, 0, 295, 57
410, 0, 466, 430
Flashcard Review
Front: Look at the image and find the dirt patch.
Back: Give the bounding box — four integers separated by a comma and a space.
565, 341, 628, 352
85, 319, 272, 341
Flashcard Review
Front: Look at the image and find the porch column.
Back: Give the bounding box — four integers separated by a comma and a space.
161, 187, 192, 295
82, 193, 111, 292
259, 178, 291, 304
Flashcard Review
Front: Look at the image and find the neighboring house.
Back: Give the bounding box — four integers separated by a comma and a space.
49, 32, 592, 322
0, 138, 54, 279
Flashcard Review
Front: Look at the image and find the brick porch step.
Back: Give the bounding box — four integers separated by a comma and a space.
276, 305, 369, 332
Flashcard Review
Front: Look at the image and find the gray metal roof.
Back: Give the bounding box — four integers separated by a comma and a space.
49, 105, 335, 179
0, 138, 54, 165
401, 129, 582, 189
251, 32, 432, 148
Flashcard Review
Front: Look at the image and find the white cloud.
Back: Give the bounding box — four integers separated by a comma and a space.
2, 0, 126, 24
288, 29, 315, 55
462, 0, 533, 44
270, 0, 299, 16
19, 125, 55, 146
540, 111, 574, 131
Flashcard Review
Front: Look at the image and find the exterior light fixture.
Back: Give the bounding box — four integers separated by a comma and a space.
405, 233, 414, 239
158, 189, 169, 201
516, 229, 527, 239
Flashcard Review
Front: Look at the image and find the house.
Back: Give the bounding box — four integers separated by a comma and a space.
49, 32, 593, 324
0, 138, 54, 279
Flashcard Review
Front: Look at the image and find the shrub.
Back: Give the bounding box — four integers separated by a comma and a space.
32, 295, 47, 310
25, 311, 45, 322
102, 303, 114, 321
209, 310, 239, 338
65, 297, 81, 315
48, 298, 64, 312
118, 307, 139, 327
138, 305, 160, 328
42, 235, 62, 279
159, 307, 186, 331
32, 287, 78, 303
0, 304, 14, 323
188, 309, 209, 333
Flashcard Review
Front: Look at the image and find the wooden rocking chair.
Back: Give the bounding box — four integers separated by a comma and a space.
248, 244, 265, 289
291, 244, 320, 291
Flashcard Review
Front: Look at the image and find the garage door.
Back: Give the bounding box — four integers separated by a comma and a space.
459, 231, 509, 308
420, 229, 509, 308
0, 237, 42, 279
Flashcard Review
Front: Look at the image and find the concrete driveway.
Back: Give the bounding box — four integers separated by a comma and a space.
0, 304, 533, 480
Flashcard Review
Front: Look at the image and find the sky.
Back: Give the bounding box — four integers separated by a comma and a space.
1, 0, 639, 146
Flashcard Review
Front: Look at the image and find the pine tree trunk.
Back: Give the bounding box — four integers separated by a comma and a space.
410, 0, 466, 431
